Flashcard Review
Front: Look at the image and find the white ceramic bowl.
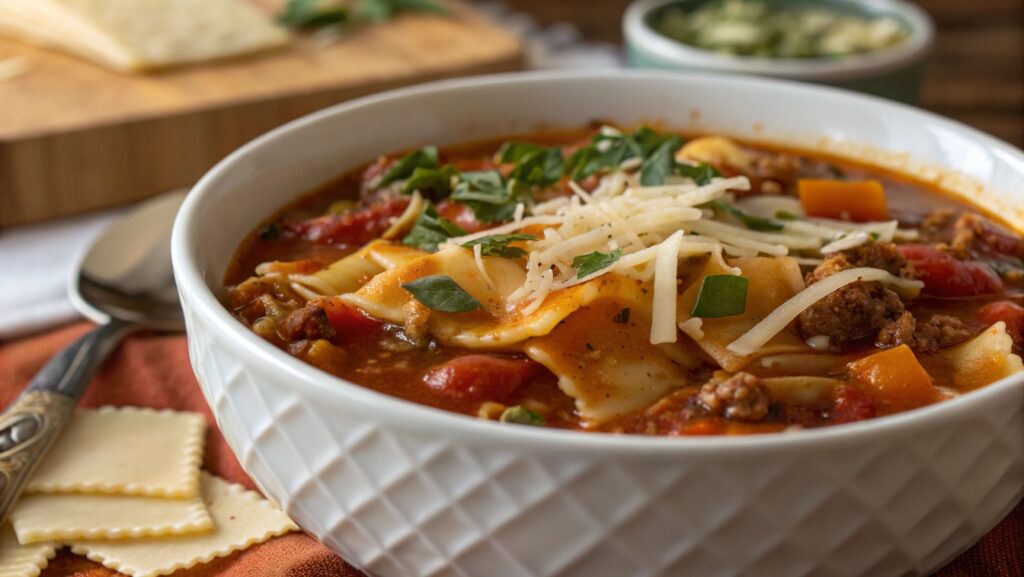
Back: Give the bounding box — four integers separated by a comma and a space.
172, 71, 1024, 577
623, 0, 934, 103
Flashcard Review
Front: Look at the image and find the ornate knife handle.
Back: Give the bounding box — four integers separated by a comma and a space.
0, 319, 133, 524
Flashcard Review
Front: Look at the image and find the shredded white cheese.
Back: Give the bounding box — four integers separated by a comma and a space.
651, 230, 684, 344
726, 267, 924, 356
821, 230, 872, 254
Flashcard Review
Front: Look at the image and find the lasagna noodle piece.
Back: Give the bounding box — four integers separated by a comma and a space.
525, 294, 701, 425
26, 406, 206, 498
0, 0, 289, 71
288, 241, 427, 297
0, 525, 56, 577
341, 246, 670, 350
677, 256, 811, 372
925, 321, 1024, 391
10, 490, 212, 544
69, 474, 297, 577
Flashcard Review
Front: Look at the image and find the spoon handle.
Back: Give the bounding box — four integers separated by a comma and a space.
0, 319, 133, 525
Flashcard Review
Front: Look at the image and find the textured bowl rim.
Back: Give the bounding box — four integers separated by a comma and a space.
623, 0, 935, 81
173, 69, 1024, 455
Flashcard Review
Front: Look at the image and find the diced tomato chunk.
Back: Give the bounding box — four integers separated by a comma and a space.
436, 200, 491, 233
978, 300, 1024, 345
898, 245, 1002, 297
319, 298, 383, 341
423, 355, 541, 402
829, 386, 878, 425
289, 198, 409, 247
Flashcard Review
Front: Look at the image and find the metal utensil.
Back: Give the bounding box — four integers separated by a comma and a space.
0, 191, 187, 524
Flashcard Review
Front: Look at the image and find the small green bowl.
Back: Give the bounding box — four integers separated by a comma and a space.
623, 0, 934, 103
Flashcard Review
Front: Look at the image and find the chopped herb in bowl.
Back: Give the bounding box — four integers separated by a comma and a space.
653, 0, 909, 59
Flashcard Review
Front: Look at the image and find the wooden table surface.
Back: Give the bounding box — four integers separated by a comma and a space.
488, 0, 1024, 149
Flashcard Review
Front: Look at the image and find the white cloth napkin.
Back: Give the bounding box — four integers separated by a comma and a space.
0, 208, 124, 340
0, 7, 620, 340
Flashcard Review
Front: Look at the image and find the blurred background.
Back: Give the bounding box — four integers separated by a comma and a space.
487, 0, 1022, 147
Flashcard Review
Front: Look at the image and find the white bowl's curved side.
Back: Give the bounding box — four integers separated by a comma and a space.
173, 71, 1024, 577
623, 0, 935, 82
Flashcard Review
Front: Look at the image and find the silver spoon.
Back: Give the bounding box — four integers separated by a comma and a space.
0, 191, 187, 524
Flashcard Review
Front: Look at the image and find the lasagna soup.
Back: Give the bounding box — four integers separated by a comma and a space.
225, 125, 1024, 435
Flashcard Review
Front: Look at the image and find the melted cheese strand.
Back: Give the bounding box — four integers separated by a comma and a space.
726, 267, 924, 357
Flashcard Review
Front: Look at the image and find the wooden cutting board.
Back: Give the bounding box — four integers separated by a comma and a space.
0, 3, 523, 228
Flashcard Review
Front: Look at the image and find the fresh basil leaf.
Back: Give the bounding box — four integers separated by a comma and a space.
511, 148, 564, 187
573, 249, 623, 279
497, 142, 545, 164
640, 135, 684, 186
401, 275, 482, 313
676, 162, 721, 185
258, 222, 281, 240
278, 0, 348, 27
402, 164, 457, 200
499, 406, 545, 426
631, 126, 677, 156
775, 210, 800, 221
691, 274, 749, 318
402, 203, 466, 252
451, 171, 521, 223
461, 233, 536, 259
380, 146, 439, 187
709, 201, 785, 232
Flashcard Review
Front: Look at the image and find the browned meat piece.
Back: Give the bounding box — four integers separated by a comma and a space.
950, 213, 1024, 260
877, 311, 916, 349
798, 241, 916, 346
806, 240, 915, 284
913, 315, 972, 353
916, 209, 956, 243
875, 312, 972, 353
698, 373, 770, 422
798, 282, 906, 345
281, 303, 335, 341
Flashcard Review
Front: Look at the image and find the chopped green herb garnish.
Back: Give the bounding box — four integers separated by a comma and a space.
258, 222, 281, 240
379, 146, 439, 187
565, 127, 679, 181
402, 164, 458, 200
709, 201, 784, 232
573, 249, 624, 279
451, 170, 524, 223
512, 148, 565, 187
278, 0, 347, 28
401, 275, 482, 313
676, 162, 722, 186
639, 135, 685, 186
775, 210, 800, 221
612, 307, 631, 324
499, 406, 545, 426
279, 0, 445, 31
402, 203, 466, 252
461, 234, 536, 259
691, 274, 749, 318
354, 0, 446, 21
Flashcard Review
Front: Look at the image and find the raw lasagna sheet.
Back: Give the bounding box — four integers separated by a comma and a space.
26, 406, 206, 498
0, 525, 56, 577
70, 474, 297, 577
